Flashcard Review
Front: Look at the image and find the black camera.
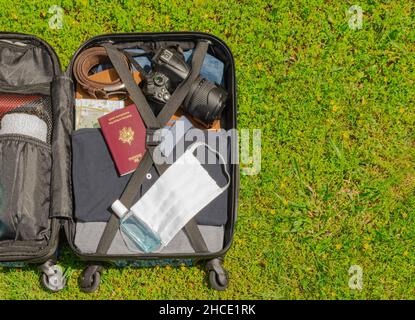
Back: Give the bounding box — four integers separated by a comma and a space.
143, 72, 172, 108
143, 47, 227, 124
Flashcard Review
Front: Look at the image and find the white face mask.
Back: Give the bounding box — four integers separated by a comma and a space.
112, 141, 230, 249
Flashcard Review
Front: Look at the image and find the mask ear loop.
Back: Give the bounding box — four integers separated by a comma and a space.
187, 141, 231, 192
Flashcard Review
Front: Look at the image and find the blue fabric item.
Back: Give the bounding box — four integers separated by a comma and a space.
94, 49, 153, 73
94, 48, 224, 85
183, 50, 224, 85
124, 48, 153, 73
92, 63, 112, 73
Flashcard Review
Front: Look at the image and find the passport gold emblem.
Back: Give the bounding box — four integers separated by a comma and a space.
119, 127, 135, 145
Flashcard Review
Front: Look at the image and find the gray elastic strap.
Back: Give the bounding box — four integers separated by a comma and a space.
96, 150, 154, 254
184, 219, 209, 252
101, 43, 160, 129
96, 41, 210, 254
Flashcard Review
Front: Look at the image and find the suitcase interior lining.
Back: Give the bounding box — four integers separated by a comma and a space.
69, 37, 231, 257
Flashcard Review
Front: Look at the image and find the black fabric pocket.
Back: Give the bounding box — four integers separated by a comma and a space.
72, 129, 132, 222
0, 135, 51, 242
0, 40, 54, 87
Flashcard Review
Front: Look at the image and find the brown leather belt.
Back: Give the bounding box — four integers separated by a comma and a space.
73, 46, 139, 99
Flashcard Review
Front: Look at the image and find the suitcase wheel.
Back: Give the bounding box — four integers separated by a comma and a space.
206, 258, 229, 291
39, 260, 66, 292
79, 265, 103, 293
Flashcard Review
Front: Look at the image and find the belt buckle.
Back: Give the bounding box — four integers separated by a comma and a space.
103, 83, 128, 98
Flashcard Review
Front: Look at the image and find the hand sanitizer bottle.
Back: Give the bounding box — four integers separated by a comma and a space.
111, 200, 161, 253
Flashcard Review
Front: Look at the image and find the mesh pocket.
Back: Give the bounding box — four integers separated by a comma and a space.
0, 95, 53, 144
0, 136, 52, 242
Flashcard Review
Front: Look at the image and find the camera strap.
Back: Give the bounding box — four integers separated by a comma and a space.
95, 41, 210, 255
123, 51, 149, 77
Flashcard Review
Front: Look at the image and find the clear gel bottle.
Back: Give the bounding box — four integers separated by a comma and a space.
112, 200, 161, 253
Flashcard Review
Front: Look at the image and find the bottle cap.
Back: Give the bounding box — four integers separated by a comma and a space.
111, 200, 129, 219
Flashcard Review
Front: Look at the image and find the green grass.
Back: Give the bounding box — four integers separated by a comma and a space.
0, 0, 414, 299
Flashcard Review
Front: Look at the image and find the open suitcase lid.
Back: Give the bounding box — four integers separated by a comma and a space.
0, 32, 62, 263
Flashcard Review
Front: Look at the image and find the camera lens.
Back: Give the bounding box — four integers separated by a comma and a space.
183, 76, 228, 124
153, 74, 166, 86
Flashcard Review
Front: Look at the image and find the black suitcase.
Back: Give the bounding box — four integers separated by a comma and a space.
0, 31, 238, 292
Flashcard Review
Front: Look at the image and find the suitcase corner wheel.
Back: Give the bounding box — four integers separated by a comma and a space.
79, 264, 104, 293
206, 258, 229, 291
39, 260, 67, 292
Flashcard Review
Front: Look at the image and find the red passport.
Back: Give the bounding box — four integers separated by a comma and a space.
98, 104, 146, 176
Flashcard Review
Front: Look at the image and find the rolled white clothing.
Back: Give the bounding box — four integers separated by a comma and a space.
0, 113, 48, 143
